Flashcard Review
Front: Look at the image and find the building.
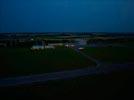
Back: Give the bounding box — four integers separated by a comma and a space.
31, 44, 55, 50
65, 43, 75, 48
45, 45, 55, 49
31, 45, 45, 50
49, 43, 63, 46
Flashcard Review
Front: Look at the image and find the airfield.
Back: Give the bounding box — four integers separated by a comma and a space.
0, 33, 134, 98
0, 33, 134, 79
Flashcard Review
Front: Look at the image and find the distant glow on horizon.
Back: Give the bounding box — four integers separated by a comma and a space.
0, 0, 134, 33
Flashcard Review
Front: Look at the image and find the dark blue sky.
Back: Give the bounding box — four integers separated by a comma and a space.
0, 0, 134, 33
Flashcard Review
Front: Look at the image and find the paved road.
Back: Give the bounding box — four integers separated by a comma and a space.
72, 47, 101, 66
0, 62, 134, 87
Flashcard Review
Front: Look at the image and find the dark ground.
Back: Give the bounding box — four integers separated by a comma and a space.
0, 68, 134, 100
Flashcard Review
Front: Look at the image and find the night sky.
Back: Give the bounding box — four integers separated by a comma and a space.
0, 0, 134, 33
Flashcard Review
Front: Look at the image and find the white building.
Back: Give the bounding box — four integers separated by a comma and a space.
65, 44, 75, 48
31, 45, 55, 50
45, 45, 55, 49
49, 43, 63, 46
31, 45, 45, 50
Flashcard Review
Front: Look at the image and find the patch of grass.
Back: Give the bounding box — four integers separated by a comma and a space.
83, 46, 134, 64
0, 47, 95, 78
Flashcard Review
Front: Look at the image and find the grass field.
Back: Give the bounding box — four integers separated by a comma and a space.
0, 69, 133, 99
0, 47, 95, 78
83, 46, 134, 64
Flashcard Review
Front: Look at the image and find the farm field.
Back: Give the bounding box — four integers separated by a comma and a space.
82, 46, 134, 64
0, 47, 95, 78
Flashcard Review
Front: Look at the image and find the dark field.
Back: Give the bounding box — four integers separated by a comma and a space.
0, 47, 95, 78
0, 69, 134, 99
83, 46, 134, 64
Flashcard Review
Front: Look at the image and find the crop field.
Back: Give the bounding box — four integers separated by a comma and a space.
83, 46, 134, 64
0, 47, 95, 78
